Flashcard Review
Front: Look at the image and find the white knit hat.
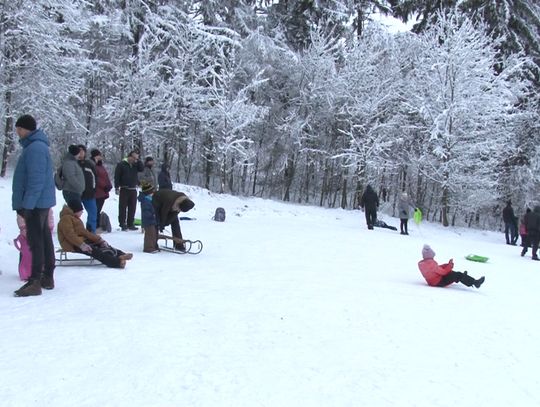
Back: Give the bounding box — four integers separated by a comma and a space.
422, 244, 435, 259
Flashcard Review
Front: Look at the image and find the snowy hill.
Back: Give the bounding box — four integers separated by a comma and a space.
0, 176, 539, 407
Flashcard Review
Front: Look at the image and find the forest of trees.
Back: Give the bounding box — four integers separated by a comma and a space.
1, 0, 540, 228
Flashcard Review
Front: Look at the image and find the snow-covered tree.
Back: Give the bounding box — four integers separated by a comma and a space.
0, 0, 88, 174
404, 11, 528, 226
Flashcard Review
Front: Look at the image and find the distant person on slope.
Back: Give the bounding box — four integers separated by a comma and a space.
502, 200, 518, 245
519, 208, 531, 256
418, 244, 485, 289
524, 206, 540, 260
359, 184, 379, 230
397, 191, 414, 235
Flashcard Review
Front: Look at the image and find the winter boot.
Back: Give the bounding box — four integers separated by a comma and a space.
521, 248, 527, 257
40, 274, 55, 290
474, 276, 485, 288
119, 253, 133, 261
14, 278, 42, 297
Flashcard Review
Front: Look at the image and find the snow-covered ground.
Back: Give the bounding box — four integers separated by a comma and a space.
0, 176, 538, 407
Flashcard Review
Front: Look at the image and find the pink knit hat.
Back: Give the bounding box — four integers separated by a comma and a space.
422, 244, 435, 259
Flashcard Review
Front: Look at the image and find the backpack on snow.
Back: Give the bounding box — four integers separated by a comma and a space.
212, 207, 226, 222
99, 212, 112, 233
54, 165, 64, 190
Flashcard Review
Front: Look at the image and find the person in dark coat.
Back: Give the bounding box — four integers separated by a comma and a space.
90, 149, 113, 229
524, 206, 540, 260
138, 181, 159, 253
152, 189, 195, 251
77, 145, 98, 233
359, 184, 379, 230
11, 114, 56, 297
114, 150, 144, 231
158, 163, 173, 190
502, 200, 518, 245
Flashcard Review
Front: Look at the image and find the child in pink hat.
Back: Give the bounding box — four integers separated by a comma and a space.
418, 244, 485, 288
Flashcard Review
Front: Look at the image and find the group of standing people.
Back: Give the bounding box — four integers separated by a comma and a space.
10, 113, 180, 297
359, 185, 416, 235
502, 200, 540, 261
60, 144, 112, 233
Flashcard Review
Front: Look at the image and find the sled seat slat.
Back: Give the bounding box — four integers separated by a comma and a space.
55, 248, 102, 266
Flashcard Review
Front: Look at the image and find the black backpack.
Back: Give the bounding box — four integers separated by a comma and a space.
213, 207, 226, 222
99, 212, 112, 233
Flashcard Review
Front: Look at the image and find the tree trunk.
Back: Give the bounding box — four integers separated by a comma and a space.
1, 89, 14, 178
283, 153, 295, 202
441, 181, 449, 227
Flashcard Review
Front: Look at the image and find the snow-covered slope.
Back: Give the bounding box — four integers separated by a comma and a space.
0, 177, 538, 407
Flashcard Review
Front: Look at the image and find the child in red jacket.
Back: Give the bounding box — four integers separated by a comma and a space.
418, 244, 485, 288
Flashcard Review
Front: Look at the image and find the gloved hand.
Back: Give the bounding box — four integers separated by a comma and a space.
99, 240, 109, 248
115, 188, 120, 196
79, 242, 92, 253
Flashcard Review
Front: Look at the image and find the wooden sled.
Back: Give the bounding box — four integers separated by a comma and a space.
55, 248, 103, 266
158, 234, 203, 255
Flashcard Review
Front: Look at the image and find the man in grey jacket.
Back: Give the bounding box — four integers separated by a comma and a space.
61, 144, 85, 207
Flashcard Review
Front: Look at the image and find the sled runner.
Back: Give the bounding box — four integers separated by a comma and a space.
55, 249, 102, 266
157, 234, 203, 255
465, 254, 489, 263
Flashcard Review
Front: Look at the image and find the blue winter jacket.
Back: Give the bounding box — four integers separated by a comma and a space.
12, 129, 56, 210
138, 192, 157, 227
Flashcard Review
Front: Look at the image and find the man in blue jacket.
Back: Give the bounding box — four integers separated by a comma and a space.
12, 114, 56, 297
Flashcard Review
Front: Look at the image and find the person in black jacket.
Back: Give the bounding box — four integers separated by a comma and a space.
114, 150, 144, 231
524, 206, 540, 260
158, 163, 173, 190
359, 184, 379, 230
502, 200, 518, 245
77, 145, 98, 233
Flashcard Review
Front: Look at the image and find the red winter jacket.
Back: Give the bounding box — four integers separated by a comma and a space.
418, 258, 453, 286
95, 164, 113, 200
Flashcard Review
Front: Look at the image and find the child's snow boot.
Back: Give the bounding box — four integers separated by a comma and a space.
474, 276, 485, 288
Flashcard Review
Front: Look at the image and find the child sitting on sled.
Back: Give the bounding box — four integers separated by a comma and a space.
58, 201, 133, 268
418, 244, 485, 288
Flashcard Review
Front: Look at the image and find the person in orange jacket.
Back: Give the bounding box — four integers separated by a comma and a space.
418, 244, 485, 288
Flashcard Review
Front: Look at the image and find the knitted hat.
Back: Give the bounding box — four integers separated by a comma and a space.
179, 197, 195, 212
422, 244, 435, 259
90, 149, 102, 159
140, 181, 154, 195
68, 200, 84, 213
15, 115, 37, 131
68, 145, 80, 156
